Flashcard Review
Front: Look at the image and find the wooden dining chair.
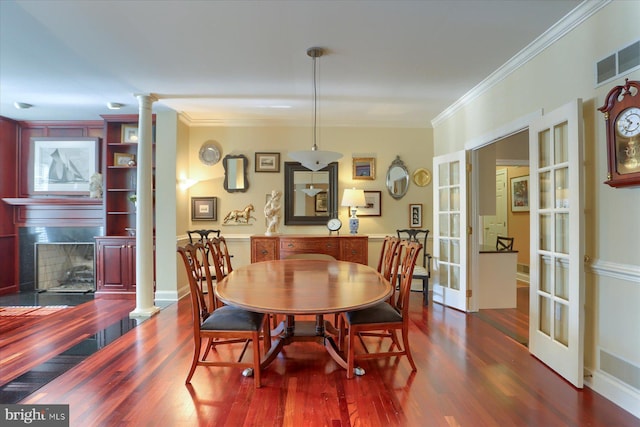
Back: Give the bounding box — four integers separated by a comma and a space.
177, 242, 266, 388
343, 236, 404, 351
209, 236, 234, 278
396, 228, 431, 304
339, 240, 422, 379
377, 236, 401, 282
187, 229, 221, 244
496, 236, 514, 251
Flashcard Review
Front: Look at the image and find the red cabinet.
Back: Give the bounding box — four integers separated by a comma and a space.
95, 236, 136, 297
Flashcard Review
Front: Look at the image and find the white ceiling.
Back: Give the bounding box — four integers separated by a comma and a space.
0, 0, 582, 127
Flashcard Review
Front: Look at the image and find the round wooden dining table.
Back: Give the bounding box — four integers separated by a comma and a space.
215, 258, 392, 371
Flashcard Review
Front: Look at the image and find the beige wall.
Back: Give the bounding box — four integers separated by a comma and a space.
433, 1, 640, 416
183, 125, 433, 265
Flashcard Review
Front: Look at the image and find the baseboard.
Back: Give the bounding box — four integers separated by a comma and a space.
585, 368, 640, 419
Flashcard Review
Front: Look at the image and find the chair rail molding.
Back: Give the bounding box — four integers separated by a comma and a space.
587, 259, 640, 284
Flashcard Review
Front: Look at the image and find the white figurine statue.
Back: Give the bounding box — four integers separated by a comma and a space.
89, 173, 103, 198
264, 190, 282, 236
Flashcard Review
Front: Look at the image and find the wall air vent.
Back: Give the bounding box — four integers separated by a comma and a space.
599, 348, 640, 390
596, 39, 640, 86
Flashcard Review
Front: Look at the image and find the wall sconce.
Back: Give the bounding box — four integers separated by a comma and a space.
178, 178, 198, 191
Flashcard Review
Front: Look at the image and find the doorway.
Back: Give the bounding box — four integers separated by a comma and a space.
472, 130, 530, 345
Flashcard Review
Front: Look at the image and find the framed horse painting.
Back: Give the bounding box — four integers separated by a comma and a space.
191, 197, 217, 221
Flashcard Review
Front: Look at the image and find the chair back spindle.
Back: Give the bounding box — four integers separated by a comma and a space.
496, 236, 514, 251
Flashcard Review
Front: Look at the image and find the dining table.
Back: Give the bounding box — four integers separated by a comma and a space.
214, 258, 392, 374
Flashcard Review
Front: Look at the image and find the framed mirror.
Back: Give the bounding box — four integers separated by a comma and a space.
386, 156, 410, 199
284, 162, 338, 225
223, 154, 248, 193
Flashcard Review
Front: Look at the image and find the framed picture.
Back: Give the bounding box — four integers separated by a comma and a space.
121, 124, 139, 143
352, 157, 375, 180
191, 197, 217, 221
511, 175, 529, 212
410, 203, 422, 228
114, 152, 136, 166
351, 190, 382, 216
315, 192, 328, 212
29, 137, 99, 196
255, 152, 280, 172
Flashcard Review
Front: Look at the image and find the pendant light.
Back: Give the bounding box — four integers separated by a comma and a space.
288, 47, 343, 171
300, 172, 323, 197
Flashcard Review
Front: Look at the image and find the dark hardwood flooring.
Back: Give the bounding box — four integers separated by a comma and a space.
474, 284, 530, 346
1, 292, 637, 426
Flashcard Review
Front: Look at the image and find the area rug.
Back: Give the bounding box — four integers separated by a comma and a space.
0, 306, 69, 316
0, 306, 70, 333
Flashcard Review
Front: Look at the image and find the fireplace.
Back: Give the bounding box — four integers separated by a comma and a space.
35, 243, 94, 292
19, 226, 103, 293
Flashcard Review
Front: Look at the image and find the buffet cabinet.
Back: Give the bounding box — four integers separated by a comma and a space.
250, 235, 368, 265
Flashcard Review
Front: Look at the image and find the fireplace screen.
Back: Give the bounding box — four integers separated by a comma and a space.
35, 243, 95, 293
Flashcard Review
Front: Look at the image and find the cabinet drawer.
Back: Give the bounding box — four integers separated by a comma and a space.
279, 239, 339, 257
251, 237, 278, 262
340, 239, 368, 265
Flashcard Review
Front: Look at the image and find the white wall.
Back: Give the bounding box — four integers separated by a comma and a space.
433, 1, 640, 417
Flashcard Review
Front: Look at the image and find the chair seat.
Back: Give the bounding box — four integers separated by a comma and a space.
412, 266, 428, 278
202, 306, 265, 331
345, 302, 402, 325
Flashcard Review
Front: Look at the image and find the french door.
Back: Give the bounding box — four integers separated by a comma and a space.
528, 99, 585, 388
432, 150, 468, 311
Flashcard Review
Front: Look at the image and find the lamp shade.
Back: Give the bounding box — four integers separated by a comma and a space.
289, 149, 343, 172
341, 188, 366, 208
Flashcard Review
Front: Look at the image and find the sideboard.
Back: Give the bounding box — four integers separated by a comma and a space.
250, 235, 368, 265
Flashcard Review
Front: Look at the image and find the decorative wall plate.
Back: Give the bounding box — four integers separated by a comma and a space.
412, 168, 432, 187
198, 142, 221, 166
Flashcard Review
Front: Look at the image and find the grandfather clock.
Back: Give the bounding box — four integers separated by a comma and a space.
598, 79, 640, 188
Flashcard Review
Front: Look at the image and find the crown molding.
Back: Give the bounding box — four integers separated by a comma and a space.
178, 111, 429, 128
431, 0, 611, 127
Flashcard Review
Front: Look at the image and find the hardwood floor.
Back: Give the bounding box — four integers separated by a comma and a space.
474, 284, 530, 346
2, 293, 637, 426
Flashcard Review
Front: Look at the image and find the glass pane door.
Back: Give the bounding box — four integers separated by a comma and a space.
433, 150, 467, 311
529, 99, 585, 388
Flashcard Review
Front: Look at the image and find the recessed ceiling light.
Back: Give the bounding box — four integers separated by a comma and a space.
107, 102, 124, 110
14, 102, 33, 109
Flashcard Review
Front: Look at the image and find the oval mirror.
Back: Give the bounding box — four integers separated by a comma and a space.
223, 154, 248, 193
284, 162, 338, 225
386, 156, 409, 199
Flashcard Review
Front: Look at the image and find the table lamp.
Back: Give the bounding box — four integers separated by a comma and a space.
341, 188, 366, 234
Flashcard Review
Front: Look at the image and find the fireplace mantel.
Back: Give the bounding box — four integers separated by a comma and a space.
3, 197, 102, 206
3, 198, 103, 227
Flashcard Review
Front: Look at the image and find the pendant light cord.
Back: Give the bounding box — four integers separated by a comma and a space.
312, 54, 318, 151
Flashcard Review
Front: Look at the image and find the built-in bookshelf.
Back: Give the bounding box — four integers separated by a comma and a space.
101, 114, 155, 236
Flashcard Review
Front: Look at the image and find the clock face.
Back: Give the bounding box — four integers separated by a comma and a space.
327, 218, 342, 231
616, 107, 640, 138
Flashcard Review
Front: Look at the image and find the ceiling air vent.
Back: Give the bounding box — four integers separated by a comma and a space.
596, 40, 640, 86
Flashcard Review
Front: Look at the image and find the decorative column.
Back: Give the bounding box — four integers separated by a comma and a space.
130, 94, 160, 318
